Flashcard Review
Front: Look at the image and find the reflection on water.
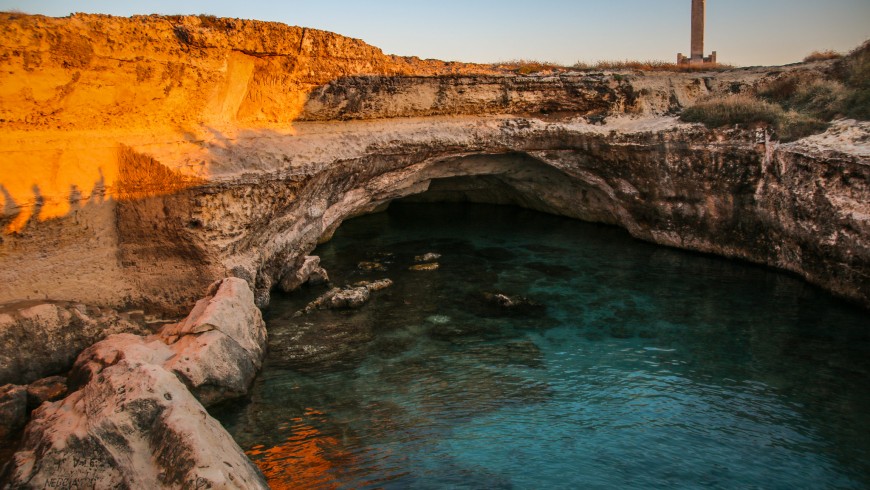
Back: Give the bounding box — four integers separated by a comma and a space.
213, 203, 870, 489
244, 409, 356, 490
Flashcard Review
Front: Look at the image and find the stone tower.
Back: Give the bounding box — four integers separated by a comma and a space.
678, 0, 717, 64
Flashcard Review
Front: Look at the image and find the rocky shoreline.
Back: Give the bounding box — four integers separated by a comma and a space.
1, 278, 268, 488
0, 12, 867, 488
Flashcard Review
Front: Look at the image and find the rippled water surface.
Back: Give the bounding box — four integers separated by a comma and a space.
213, 203, 870, 489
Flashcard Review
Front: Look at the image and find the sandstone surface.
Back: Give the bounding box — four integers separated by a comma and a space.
301, 279, 394, 314
3, 361, 268, 489
0, 17, 864, 318
1, 14, 865, 316
2, 277, 267, 488
23, 376, 67, 410
0, 384, 26, 442
0, 302, 147, 386
71, 278, 266, 406
0, 11, 867, 489
278, 255, 329, 292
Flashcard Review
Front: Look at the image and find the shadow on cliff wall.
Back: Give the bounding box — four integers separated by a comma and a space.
0, 142, 217, 313
0, 172, 106, 234
0, 145, 206, 234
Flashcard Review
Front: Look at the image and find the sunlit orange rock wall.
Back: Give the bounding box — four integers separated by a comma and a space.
0, 13, 490, 312
0, 12, 436, 232
2, 13, 865, 317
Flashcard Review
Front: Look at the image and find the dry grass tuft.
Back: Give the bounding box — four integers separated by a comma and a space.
803, 50, 843, 63
683, 41, 870, 141
491, 59, 735, 75
760, 42, 870, 122
680, 94, 827, 142
197, 14, 232, 30
491, 60, 572, 75
574, 60, 734, 72
836, 41, 870, 119
681, 94, 784, 127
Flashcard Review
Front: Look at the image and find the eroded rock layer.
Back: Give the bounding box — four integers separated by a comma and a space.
0, 12, 867, 489
0, 14, 867, 325
0, 14, 870, 315
2, 278, 268, 488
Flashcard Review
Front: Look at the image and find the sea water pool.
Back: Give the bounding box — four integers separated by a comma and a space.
213, 202, 870, 489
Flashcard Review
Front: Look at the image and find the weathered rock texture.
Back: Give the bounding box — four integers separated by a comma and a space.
300, 278, 394, 314
0, 302, 147, 386
0, 13, 867, 316
0, 12, 490, 313
278, 255, 329, 293
0, 12, 867, 490
0, 384, 26, 442
23, 376, 67, 410
2, 278, 267, 488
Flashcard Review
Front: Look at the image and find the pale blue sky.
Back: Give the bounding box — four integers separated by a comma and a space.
3, 1, 868, 66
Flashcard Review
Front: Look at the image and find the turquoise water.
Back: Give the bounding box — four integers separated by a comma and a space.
213, 203, 870, 489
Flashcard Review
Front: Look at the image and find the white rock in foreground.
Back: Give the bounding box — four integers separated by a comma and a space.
5, 361, 267, 489
2, 278, 268, 489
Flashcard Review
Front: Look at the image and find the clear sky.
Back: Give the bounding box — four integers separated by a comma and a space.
2, 0, 868, 67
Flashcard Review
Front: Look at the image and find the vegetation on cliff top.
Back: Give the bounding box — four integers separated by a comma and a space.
680, 95, 827, 142
803, 50, 844, 62
681, 42, 870, 141
492, 59, 734, 75
573, 60, 734, 73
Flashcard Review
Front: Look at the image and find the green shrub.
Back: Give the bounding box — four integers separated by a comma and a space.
841, 89, 870, 120
758, 76, 800, 102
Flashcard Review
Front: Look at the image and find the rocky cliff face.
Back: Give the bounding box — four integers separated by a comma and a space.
1, 12, 867, 489
167, 116, 866, 312
3, 278, 269, 489
0, 13, 867, 325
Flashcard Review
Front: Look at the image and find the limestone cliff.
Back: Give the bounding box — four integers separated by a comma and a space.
1, 12, 868, 490
0, 12, 867, 319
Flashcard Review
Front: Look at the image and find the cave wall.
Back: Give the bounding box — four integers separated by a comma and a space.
169, 124, 868, 310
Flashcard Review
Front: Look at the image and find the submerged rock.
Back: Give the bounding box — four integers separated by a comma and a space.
354, 278, 394, 291
476, 247, 516, 262
524, 261, 576, 278
414, 252, 442, 262
409, 263, 440, 271
300, 279, 393, 314
306, 287, 370, 311
466, 340, 546, 369
476, 292, 546, 317
358, 261, 387, 272
609, 325, 635, 339
428, 319, 509, 343
426, 314, 451, 324
269, 320, 376, 372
